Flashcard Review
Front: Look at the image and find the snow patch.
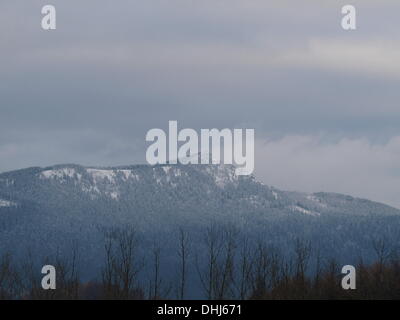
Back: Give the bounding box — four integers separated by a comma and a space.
109, 191, 119, 200
118, 170, 139, 181
203, 165, 237, 188
81, 185, 100, 194
0, 179, 15, 187
87, 169, 116, 183
0, 199, 16, 208
306, 194, 320, 202
41, 168, 81, 181
162, 166, 172, 174
289, 205, 320, 217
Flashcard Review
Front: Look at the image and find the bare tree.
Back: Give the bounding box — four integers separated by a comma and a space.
249, 240, 282, 298
196, 224, 224, 299
234, 235, 253, 299
372, 237, 393, 287
313, 246, 323, 297
56, 245, 80, 299
148, 241, 172, 300
102, 235, 116, 297
293, 238, 312, 298
0, 252, 20, 299
372, 237, 392, 266
177, 227, 190, 300
196, 225, 239, 300
101, 227, 144, 299
250, 240, 269, 297
294, 238, 311, 281
214, 226, 238, 299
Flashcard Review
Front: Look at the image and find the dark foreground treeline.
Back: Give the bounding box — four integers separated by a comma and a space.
0, 226, 399, 300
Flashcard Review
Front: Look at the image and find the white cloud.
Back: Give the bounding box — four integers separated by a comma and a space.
255, 135, 400, 208
274, 39, 400, 78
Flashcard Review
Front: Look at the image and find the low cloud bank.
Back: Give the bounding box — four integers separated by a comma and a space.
255, 135, 400, 209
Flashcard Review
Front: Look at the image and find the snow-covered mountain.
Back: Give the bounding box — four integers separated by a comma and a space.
0, 163, 399, 285
0, 165, 400, 217
1, 163, 398, 220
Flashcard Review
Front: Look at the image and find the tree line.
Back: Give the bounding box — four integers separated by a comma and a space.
0, 225, 399, 300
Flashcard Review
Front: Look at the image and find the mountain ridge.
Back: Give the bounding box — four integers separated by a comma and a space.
1, 162, 399, 216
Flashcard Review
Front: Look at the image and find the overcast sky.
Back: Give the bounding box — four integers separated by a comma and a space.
1, 0, 400, 207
